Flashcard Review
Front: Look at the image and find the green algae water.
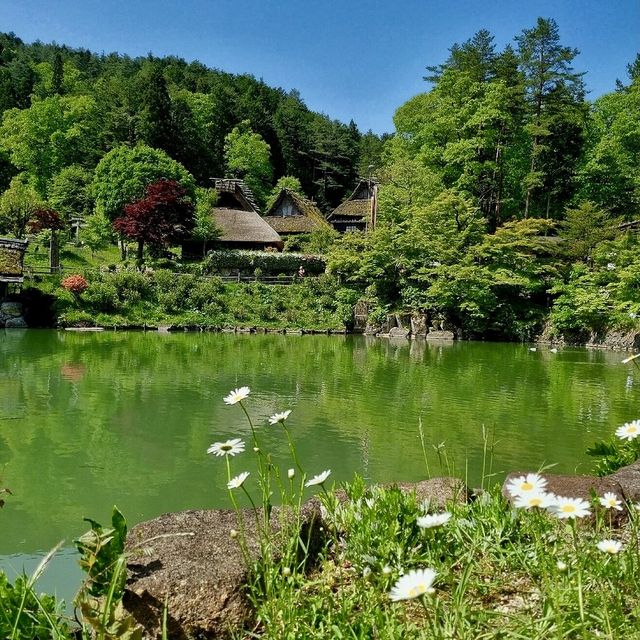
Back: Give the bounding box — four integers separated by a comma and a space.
1, 329, 638, 603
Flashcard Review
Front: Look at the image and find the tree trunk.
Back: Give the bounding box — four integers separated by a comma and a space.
49, 230, 60, 273
137, 240, 144, 263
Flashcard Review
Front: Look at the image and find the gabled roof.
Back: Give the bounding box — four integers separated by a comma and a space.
329, 178, 377, 222
212, 178, 261, 213
263, 189, 332, 234
213, 208, 283, 246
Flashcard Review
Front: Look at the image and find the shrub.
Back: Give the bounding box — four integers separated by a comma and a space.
201, 249, 326, 276
61, 274, 88, 295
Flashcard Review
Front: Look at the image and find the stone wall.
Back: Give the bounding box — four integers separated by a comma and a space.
0, 301, 27, 328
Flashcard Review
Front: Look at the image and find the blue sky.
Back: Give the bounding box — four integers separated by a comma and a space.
1, 1, 638, 133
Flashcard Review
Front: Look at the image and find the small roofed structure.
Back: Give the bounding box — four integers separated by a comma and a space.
182, 179, 283, 257
329, 178, 378, 233
263, 189, 332, 236
0, 237, 28, 297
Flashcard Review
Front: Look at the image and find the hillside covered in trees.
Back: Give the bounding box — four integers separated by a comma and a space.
1, 19, 640, 343
0, 31, 384, 213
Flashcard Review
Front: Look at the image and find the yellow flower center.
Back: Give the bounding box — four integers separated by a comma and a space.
408, 584, 427, 598
561, 504, 576, 513
521, 482, 534, 491
629, 426, 638, 433
530, 497, 543, 506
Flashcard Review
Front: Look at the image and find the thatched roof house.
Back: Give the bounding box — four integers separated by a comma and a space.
0, 237, 28, 283
329, 179, 378, 233
182, 179, 283, 258
263, 189, 332, 236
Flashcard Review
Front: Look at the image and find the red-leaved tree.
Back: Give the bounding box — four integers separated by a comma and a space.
113, 179, 195, 261
28, 207, 66, 272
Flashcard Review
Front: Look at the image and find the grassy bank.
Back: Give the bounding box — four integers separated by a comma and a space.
23, 269, 357, 330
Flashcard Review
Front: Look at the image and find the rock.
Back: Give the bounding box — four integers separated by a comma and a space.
426, 330, 455, 341
388, 326, 410, 339
394, 477, 472, 508
610, 460, 640, 502
364, 324, 381, 335
5, 316, 27, 328
0, 302, 23, 318
411, 313, 428, 338
124, 503, 323, 639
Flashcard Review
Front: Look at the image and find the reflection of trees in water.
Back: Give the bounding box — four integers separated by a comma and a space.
0, 331, 637, 554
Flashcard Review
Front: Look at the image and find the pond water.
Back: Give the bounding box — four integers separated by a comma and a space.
1, 329, 638, 604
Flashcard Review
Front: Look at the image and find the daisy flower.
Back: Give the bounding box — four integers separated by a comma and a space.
599, 492, 623, 511
207, 438, 246, 457
268, 410, 291, 425
223, 387, 250, 405
227, 471, 250, 489
513, 491, 555, 509
548, 496, 591, 519
506, 473, 548, 497
596, 539, 623, 554
615, 420, 640, 441
417, 512, 452, 528
389, 568, 437, 601
305, 470, 331, 487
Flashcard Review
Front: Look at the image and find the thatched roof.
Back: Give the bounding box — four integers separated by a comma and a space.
329, 178, 377, 222
213, 208, 283, 246
263, 190, 332, 234
211, 178, 261, 213
0, 237, 28, 281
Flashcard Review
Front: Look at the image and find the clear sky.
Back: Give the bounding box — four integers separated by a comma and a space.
1, 1, 638, 134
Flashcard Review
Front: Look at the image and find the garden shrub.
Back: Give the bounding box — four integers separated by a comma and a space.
201, 249, 326, 276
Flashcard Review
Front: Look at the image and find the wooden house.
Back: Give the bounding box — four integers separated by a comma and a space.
182, 179, 283, 258
329, 179, 378, 233
0, 237, 28, 296
263, 189, 332, 236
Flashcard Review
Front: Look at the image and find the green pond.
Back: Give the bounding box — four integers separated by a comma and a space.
0, 329, 638, 604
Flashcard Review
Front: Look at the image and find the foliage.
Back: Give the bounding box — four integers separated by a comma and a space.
0, 174, 44, 237
224, 120, 273, 207
48, 164, 94, 219
113, 178, 195, 260
266, 175, 305, 209
192, 187, 221, 243
201, 249, 326, 276
93, 144, 195, 222
27, 207, 65, 233
61, 274, 89, 295
82, 212, 115, 255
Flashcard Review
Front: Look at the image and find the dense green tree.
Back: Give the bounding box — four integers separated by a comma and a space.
266, 175, 305, 209
137, 63, 175, 154
515, 18, 586, 218
0, 175, 43, 237
0, 95, 101, 195
93, 144, 195, 221
48, 165, 94, 220
224, 121, 273, 207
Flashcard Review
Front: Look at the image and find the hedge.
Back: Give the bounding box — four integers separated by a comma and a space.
200, 249, 326, 276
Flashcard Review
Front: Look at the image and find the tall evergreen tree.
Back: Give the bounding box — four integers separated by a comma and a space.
515, 17, 586, 218
137, 63, 175, 153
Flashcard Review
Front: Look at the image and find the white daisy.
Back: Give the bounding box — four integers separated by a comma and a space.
596, 539, 623, 554
615, 420, 640, 441
305, 470, 331, 487
599, 492, 623, 511
207, 438, 246, 457
548, 496, 591, 519
223, 387, 250, 405
506, 473, 548, 497
417, 512, 452, 528
268, 410, 291, 424
287, 468, 295, 479
227, 471, 250, 489
389, 568, 437, 601
513, 491, 555, 509
556, 560, 567, 572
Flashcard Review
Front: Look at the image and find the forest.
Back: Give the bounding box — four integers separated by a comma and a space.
0, 19, 639, 342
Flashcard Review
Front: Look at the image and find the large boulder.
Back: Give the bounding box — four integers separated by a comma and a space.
124, 503, 322, 639
5, 316, 27, 328
1, 301, 23, 318
610, 460, 640, 502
